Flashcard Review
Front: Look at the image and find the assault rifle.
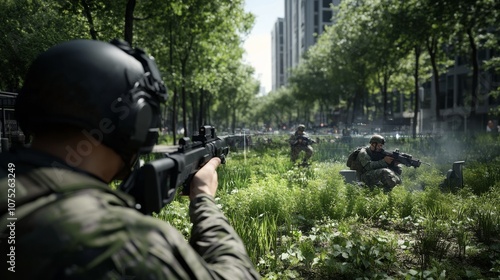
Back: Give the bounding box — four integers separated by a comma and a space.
383, 149, 429, 168
291, 134, 316, 146
120, 125, 229, 215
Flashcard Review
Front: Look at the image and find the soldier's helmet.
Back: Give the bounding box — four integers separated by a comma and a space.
16, 39, 168, 166
369, 134, 385, 145
297, 124, 305, 131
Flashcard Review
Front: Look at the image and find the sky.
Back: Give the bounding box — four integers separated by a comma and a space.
243, 0, 284, 94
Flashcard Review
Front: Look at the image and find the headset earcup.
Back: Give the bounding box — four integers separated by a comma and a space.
115, 90, 156, 153
131, 97, 153, 143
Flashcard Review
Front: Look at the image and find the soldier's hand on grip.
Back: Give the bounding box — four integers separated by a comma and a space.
189, 157, 221, 200
384, 156, 394, 164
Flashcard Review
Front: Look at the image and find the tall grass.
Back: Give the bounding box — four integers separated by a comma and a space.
227, 212, 282, 265
152, 133, 500, 279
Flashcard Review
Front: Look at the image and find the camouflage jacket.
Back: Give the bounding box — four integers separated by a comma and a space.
0, 149, 260, 279
357, 146, 402, 175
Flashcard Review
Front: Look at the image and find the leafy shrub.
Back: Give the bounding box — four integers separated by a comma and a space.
153, 132, 500, 279
412, 217, 452, 267
154, 200, 191, 239
463, 156, 500, 195
221, 172, 297, 225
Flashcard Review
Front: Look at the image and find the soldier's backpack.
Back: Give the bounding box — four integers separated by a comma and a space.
346, 147, 363, 172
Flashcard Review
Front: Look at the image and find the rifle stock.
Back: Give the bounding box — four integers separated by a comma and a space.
120, 125, 229, 215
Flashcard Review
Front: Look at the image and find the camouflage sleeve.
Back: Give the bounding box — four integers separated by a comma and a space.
358, 148, 388, 171
113, 194, 260, 279
0, 161, 259, 279
189, 194, 260, 279
390, 163, 403, 175
5, 188, 260, 280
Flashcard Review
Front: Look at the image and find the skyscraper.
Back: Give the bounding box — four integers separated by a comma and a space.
271, 18, 285, 91
281, 0, 339, 86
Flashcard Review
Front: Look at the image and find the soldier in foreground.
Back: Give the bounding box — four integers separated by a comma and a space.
289, 124, 315, 166
356, 135, 402, 191
0, 39, 260, 279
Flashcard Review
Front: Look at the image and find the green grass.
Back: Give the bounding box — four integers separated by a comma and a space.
153, 133, 500, 279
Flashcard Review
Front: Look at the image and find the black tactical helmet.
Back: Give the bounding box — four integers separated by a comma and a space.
16, 39, 168, 165
369, 134, 385, 145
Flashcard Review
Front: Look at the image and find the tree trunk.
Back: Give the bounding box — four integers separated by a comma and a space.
206, 92, 212, 125
231, 107, 236, 134
345, 96, 353, 125
181, 62, 188, 137
124, 0, 136, 44
382, 72, 389, 123
467, 28, 479, 118
198, 88, 205, 128
169, 26, 177, 145
81, 0, 98, 40
412, 45, 421, 138
350, 90, 362, 124
190, 91, 197, 134
172, 88, 178, 144
427, 35, 441, 122
181, 86, 187, 137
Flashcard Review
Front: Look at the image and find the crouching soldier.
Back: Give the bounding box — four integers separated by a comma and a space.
356, 135, 402, 191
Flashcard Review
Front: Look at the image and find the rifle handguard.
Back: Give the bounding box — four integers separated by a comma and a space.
120, 125, 229, 215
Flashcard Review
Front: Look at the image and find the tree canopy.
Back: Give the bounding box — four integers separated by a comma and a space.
1, 0, 499, 136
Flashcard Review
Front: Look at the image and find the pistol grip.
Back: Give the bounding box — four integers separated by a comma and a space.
181, 174, 195, 196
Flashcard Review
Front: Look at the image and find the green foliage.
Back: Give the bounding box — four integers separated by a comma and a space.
326, 225, 398, 278
222, 137, 499, 278
154, 200, 192, 239
0, 0, 256, 133
150, 133, 500, 278
463, 156, 500, 195
469, 188, 500, 244
412, 217, 452, 267
258, 0, 500, 133
221, 169, 298, 227
295, 164, 346, 224
227, 212, 281, 266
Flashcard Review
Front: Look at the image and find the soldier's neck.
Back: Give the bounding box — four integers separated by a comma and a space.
30, 132, 124, 183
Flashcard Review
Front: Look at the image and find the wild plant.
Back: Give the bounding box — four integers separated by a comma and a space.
463, 157, 500, 195
398, 188, 414, 219
413, 217, 452, 268
155, 200, 191, 239
150, 133, 499, 279
316, 222, 398, 278
448, 203, 472, 260
474, 204, 499, 244
217, 158, 252, 194
400, 265, 448, 280
227, 211, 281, 266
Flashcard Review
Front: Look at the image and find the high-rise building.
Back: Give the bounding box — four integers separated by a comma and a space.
282, 0, 339, 86
271, 0, 499, 132
271, 18, 285, 91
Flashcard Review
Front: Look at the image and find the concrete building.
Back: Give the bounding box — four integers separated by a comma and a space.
274, 0, 499, 132
0, 91, 22, 151
387, 47, 500, 134
419, 49, 500, 133
271, 18, 285, 91
282, 0, 340, 86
